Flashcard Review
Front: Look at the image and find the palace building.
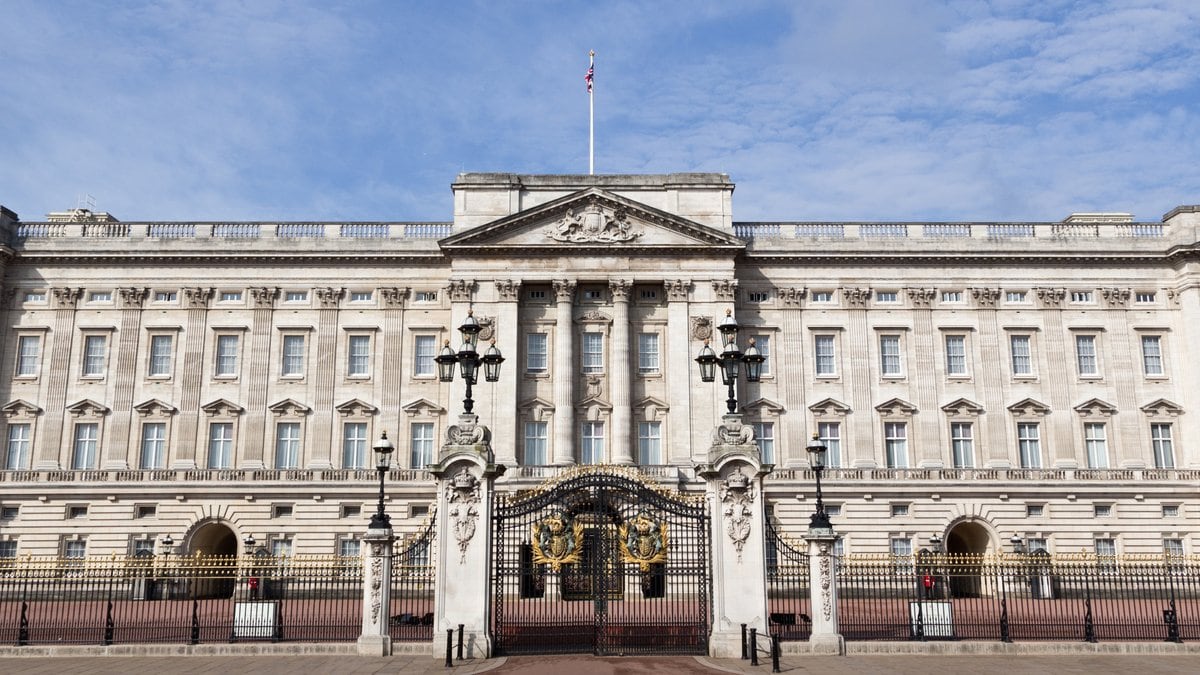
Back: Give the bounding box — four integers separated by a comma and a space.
0, 173, 1197, 565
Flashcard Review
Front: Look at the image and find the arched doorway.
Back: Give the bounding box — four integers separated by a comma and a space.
943, 520, 993, 598
183, 520, 239, 598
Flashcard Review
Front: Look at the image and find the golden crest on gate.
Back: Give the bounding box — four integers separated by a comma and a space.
531, 511, 584, 571
619, 512, 669, 572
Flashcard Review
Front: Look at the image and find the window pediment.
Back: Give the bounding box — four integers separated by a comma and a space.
401, 398, 444, 417
1073, 398, 1117, 417
66, 399, 109, 418
1008, 398, 1051, 417
634, 396, 670, 421
941, 398, 984, 416
338, 398, 380, 417
519, 396, 555, 422
133, 399, 177, 417
268, 398, 311, 416
875, 398, 918, 416
2, 399, 42, 418
201, 398, 244, 417
1140, 398, 1183, 417
808, 397, 851, 416
743, 397, 785, 415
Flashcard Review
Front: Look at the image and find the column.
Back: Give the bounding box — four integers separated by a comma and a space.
35, 287, 82, 469
310, 287, 343, 469
609, 279, 633, 464
174, 288, 212, 469
551, 280, 576, 465
103, 287, 148, 469
357, 522, 395, 655
242, 287, 278, 469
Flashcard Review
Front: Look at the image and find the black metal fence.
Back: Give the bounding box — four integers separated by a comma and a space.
389, 519, 437, 643
764, 518, 811, 641
0, 554, 363, 645
837, 553, 1200, 642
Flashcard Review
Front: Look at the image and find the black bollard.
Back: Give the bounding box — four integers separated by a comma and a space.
457, 623, 465, 660
771, 635, 781, 673
749, 627, 759, 666
740, 623, 747, 660
445, 629, 453, 667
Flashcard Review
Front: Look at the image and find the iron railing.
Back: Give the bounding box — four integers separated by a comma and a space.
764, 518, 811, 641
389, 519, 437, 643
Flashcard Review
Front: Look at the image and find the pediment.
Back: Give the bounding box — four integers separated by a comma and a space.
875, 398, 918, 416
201, 398, 244, 416
133, 398, 177, 416
941, 398, 984, 416
401, 398, 443, 417
268, 398, 311, 416
519, 396, 555, 422
2, 399, 42, 417
1007, 398, 1050, 416
440, 188, 745, 254
744, 397, 786, 415
1073, 398, 1117, 417
577, 397, 612, 421
634, 395, 670, 421
66, 399, 110, 417
1141, 398, 1183, 417
337, 398, 380, 416
809, 397, 852, 416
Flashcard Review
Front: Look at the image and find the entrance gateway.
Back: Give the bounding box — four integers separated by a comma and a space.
490, 470, 712, 655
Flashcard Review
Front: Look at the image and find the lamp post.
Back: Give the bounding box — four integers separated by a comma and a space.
805, 434, 832, 531
159, 535, 174, 600
1010, 535, 1025, 554
929, 534, 943, 553
436, 310, 505, 415
370, 432, 395, 529
695, 309, 764, 414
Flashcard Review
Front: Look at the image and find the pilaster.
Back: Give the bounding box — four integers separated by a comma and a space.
551, 280, 576, 465
310, 287, 344, 469
664, 279, 694, 464
34, 287, 82, 469
379, 287, 410, 439
492, 280, 521, 466
1036, 288, 1075, 467
779, 288, 807, 466
846, 289, 874, 467
173, 287, 212, 469
972, 288, 1010, 468
103, 287, 149, 469
1102, 289, 1140, 467
242, 287, 278, 469
609, 279, 633, 464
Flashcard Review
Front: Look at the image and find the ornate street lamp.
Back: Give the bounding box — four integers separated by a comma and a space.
929, 534, 943, 554
160, 535, 174, 553
369, 432, 395, 529
1010, 535, 1025, 554
695, 309, 764, 414
243, 534, 256, 551
806, 434, 832, 530
436, 310, 505, 414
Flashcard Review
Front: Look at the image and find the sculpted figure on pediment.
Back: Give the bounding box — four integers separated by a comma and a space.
544, 202, 643, 243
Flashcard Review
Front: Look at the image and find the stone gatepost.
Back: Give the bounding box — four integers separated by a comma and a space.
805, 528, 845, 654
696, 414, 772, 657
426, 413, 505, 658
357, 523, 395, 655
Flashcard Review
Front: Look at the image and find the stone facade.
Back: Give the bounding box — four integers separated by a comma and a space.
0, 176, 1196, 562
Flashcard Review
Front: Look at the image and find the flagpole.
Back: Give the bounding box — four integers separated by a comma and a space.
588, 50, 595, 175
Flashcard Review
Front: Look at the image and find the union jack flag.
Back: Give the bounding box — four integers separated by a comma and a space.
585, 62, 594, 93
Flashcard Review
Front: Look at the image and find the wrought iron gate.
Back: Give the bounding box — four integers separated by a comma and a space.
491, 470, 711, 655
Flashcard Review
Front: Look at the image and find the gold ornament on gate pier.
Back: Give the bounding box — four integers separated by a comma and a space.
531, 511, 584, 572
619, 512, 669, 572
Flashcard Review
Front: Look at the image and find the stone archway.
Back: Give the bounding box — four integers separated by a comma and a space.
943, 520, 995, 598
182, 520, 239, 598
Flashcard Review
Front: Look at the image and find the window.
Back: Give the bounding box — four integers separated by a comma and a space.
582, 287, 604, 301
581, 422, 604, 464
281, 334, 306, 377
271, 538, 293, 557
878, 334, 901, 376
523, 422, 548, 466
82, 334, 107, 377
1075, 335, 1098, 376
824, 504, 842, 517
941, 291, 963, 303
1006, 291, 1027, 303
153, 291, 177, 302
414, 290, 437, 302
1084, 423, 1108, 468
64, 540, 87, 568
1017, 423, 1041, 468
67, 505, 88, 519
1010, 335, 1032, 376
139, 423, 166, 469
148, 334, 173, 377
16, 335, 40, 377
638, 333, 660, 374
347, 335, 371, 377
414, 335, 436, 377
884, 422, 908, 468
638, 422, 662, 464
890, 503, 909, 517
1093, 503, 1112, 517
1140, 335, 1163, 376
5, 424, 31, 470
752, 334, 771, 376
814, 335, 837, 376
350, 291, 373, 302
88, 291, 112, 302
582, 332, 604, 373
1164, 538, 1185, 558
950, 422, 974, 468
1026, 504, 1044, 517
876, 291, 898, 303
219, 291, 243, 302
818, 422, 841, 468
1, 506, 18, 520
812, 291, 834, 303
284, 290, 308, 302
1151, 423, 1175, 469
639, 288, 658, 301
753, 422, 774, 464
0, 541, 16, 562
527, 289, 548, 301
1094, 538, 1117, 572
71, 423, 98, 470
944, 335, 967, 376
526, 333, 548, 374
23, 290, 46, 302
342, 422, 368, 469
747, 291, 770, 303
215, 334, 240, 377
272, 504, 293, 518
275, 422, 301, 469
341, 505, 362, 519
339, 538, 361, 558
1070, 290, 1093, 303
1163, 504, 1180, 518
1025, 538, 1048, 554
1135, 292, 1157, 303
890, 537, 913, 572
207, 422, 234, 469
135, 505, 156, 519
410, 423, 434, 469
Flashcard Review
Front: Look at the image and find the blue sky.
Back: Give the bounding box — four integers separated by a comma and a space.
2, 0, 1197, 222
